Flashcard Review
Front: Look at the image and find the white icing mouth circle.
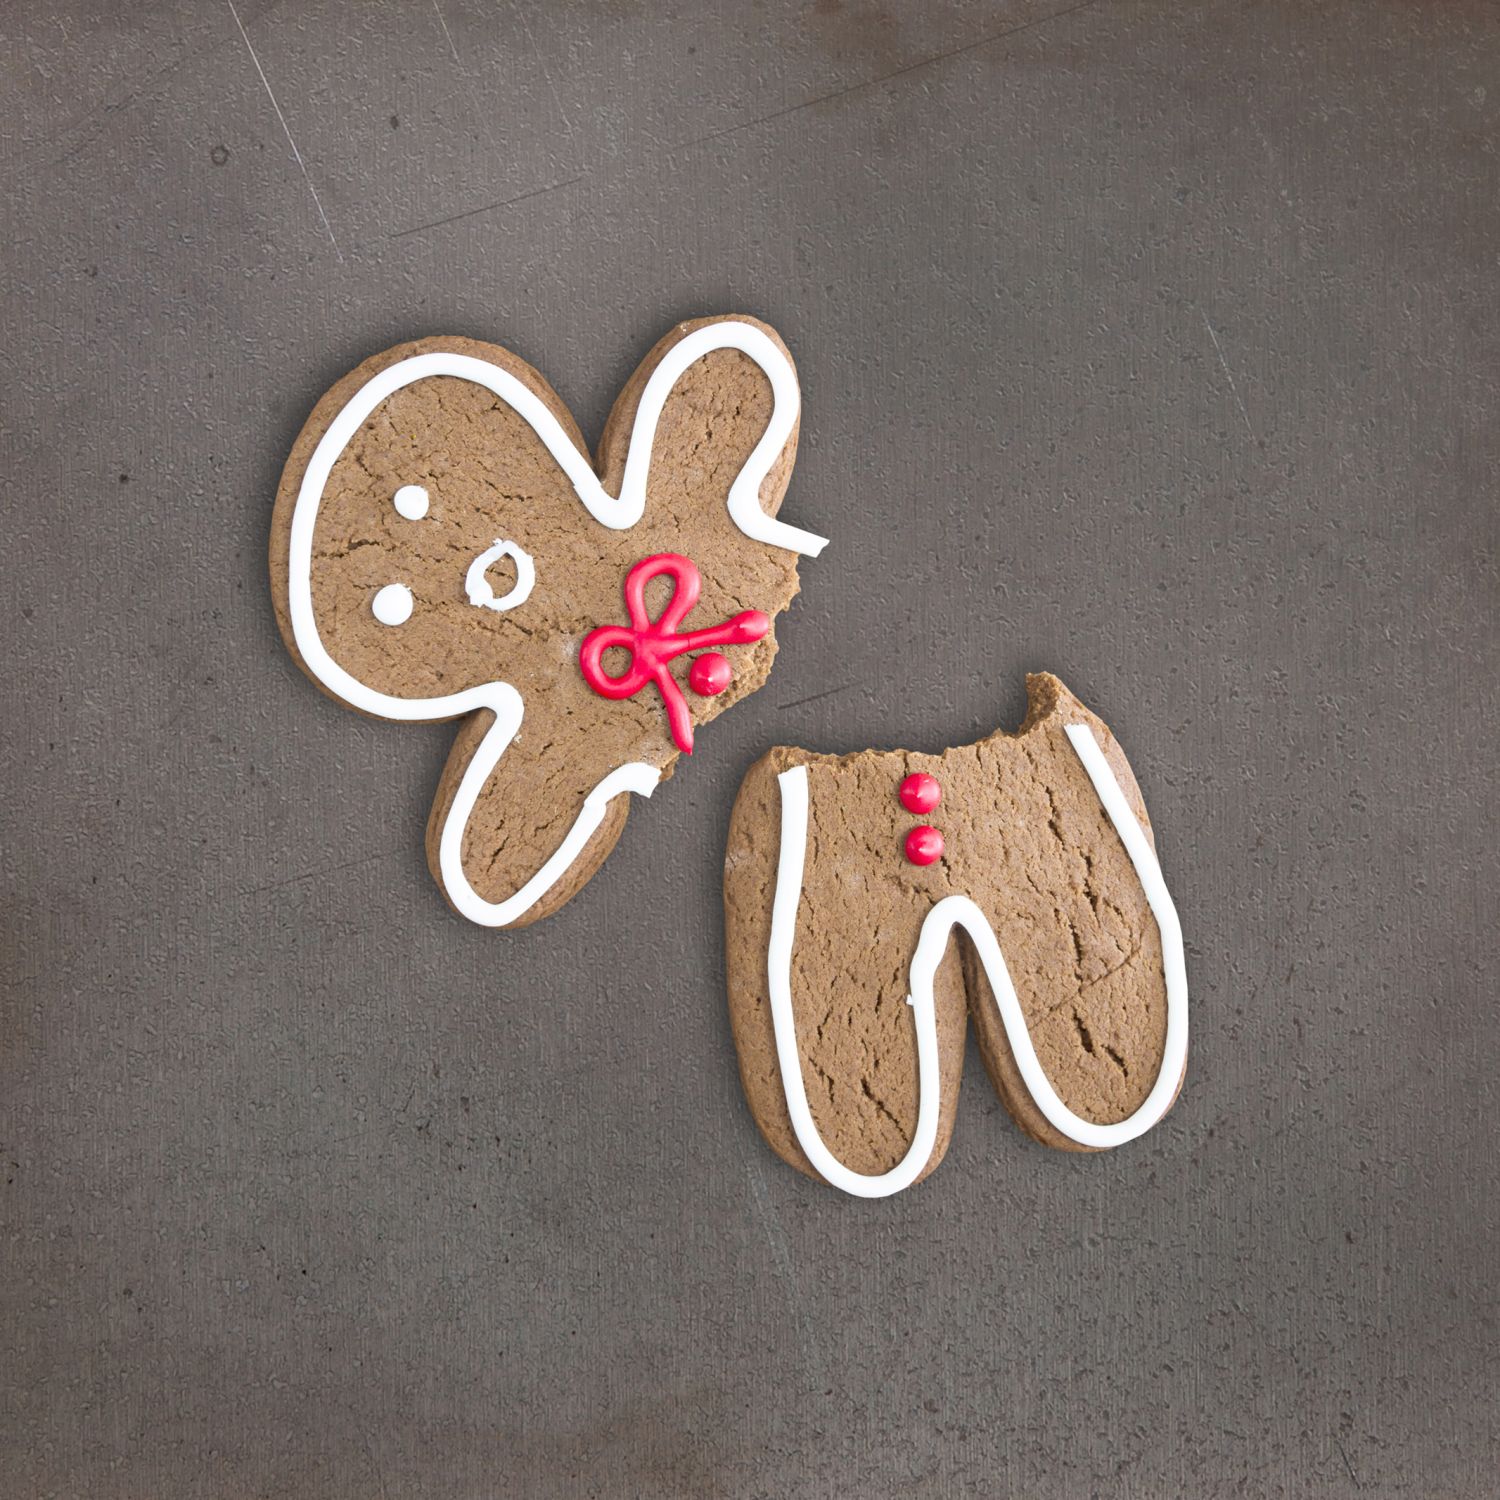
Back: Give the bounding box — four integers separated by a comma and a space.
465, 538, 535, 613
372, 582, 414, 626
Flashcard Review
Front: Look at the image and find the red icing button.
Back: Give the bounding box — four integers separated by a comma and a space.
688, 651, 733, 697
899, 772, 941, 815
905, 825, 944, 866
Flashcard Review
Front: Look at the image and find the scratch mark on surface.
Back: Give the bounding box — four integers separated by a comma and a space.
389, 173, 586, 239
1336, 1437, 1362, 1490
392, 0, 1105, 249
777, 683, 858, 713
227, 0, 343, 261
365, 1432, 390, 1500
745, 1157, 828, 1397
430, 0, 499, 148
45, 37, 212, 171
510, 0, 578, 148
1202, 310, 1255, 438
239, 848, 399, 899
667, 0, 1111, 155
430, 0, 463, 67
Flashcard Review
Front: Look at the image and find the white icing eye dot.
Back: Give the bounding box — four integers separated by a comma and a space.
393, 484, 429, 520
372, 583, 414, 626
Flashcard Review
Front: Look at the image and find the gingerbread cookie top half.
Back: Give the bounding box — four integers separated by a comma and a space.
271, 315, 825, 927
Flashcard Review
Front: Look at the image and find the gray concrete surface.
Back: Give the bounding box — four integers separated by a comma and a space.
3, 2, 1497, 1496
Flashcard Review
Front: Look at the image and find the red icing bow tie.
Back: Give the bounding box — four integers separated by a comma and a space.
578, 553, 770, 754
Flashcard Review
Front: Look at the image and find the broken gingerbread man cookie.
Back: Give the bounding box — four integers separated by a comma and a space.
723, 674, 1188, 1197
271, 315, 825, 927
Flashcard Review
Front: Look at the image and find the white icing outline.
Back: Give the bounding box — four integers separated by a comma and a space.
765, 725, 1188, 1197
286, 318, 821, 927
464, 538, 535, 613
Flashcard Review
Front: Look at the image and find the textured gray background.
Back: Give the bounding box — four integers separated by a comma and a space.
3, 2, 1497, 1496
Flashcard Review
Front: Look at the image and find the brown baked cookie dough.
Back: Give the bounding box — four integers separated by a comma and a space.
271, 315, 825, 926
723, 674, 1188, 1196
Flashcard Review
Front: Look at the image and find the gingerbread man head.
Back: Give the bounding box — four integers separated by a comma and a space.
271, 315, 824, 926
